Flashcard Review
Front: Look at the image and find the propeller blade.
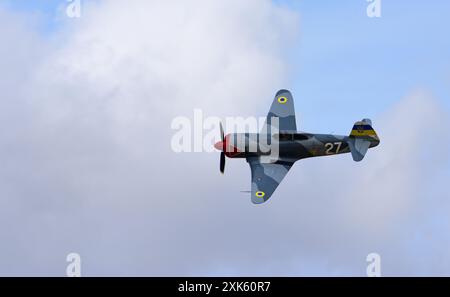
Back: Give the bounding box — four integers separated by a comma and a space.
220, 122, 224, 141
220, 152, 225, 174
219, 122, 226, 174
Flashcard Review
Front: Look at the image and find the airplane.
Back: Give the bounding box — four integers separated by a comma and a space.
214, 89, 380, 204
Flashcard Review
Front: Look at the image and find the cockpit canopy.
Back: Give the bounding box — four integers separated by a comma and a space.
275, 133, 310, 141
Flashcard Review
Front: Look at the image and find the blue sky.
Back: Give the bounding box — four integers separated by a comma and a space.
1, 0, 61, 31
290, 1, 450, 133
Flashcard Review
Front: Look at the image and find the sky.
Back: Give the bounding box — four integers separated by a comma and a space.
0, 0, 449, 276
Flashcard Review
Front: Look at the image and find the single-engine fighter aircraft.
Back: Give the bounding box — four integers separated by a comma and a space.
214, 89, 380, 204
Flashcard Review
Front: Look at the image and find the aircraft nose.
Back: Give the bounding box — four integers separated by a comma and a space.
214, 141, 224, 151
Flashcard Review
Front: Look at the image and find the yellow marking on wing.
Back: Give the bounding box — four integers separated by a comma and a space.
277, 96, 288, 104
255, 191, 265, 198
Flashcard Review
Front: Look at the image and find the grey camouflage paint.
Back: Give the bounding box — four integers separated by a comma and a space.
219, 90, 380, 204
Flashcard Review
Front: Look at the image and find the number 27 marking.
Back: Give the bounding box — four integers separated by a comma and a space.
325, 142, 342, 155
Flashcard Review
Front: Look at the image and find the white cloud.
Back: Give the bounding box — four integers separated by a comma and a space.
0, 0, 300, 275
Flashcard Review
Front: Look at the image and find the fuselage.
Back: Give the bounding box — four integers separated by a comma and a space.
214, 132, 380, 163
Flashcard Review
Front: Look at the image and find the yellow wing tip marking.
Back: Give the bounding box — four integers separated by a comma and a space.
255, 191, 265, 198
277, 96, 288, 104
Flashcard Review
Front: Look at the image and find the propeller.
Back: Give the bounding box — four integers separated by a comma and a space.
220, 122, 226, 174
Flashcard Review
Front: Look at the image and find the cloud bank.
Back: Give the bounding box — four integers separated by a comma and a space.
0, 0, 449, 276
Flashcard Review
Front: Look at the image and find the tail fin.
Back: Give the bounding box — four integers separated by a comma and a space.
348, 119, 379, 162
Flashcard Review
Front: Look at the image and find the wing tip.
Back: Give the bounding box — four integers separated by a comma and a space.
275, 89, 291, 97
251, 192, 272, 204
251, 198, 268, 205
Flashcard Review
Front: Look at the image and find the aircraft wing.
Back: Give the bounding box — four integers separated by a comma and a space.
262, 89, 297, 133
247, 157, 293, 204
